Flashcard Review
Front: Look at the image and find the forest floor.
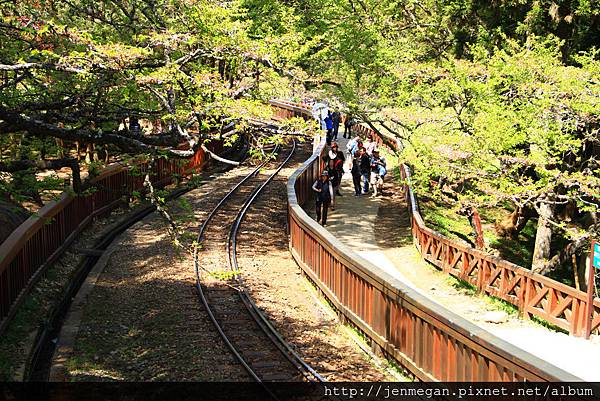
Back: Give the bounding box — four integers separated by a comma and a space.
52, 140, 400, 381
416, 183, 584, 288
323, 136, 600, 381
0, 143, 243, 381
0, 207, 129, 380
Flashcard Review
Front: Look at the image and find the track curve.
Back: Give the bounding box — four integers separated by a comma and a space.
194, 140, 323, 392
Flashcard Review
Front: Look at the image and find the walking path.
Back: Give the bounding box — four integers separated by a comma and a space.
321, 135, 600, 381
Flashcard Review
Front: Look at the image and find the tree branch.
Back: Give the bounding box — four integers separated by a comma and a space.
0, 158, 82, 192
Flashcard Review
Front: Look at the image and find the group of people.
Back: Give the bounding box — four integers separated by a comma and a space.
323, 110, 356, 146
312, 132, 387, 226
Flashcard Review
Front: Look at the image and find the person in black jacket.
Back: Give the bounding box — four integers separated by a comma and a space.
322, 142, 345, 196
351, 151, 362, 196
312, 171, 334, 226
323, 142, 346, 167
343, 115, 354, 138
325, 159, 341, 208
358, 147, 371, 194
332, 110, 341, 140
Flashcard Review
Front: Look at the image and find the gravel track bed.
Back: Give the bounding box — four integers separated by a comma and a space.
62, 163, 263, 381
0, 208, 128, 380
235, 145, 397, 382
62, 140, 395, 381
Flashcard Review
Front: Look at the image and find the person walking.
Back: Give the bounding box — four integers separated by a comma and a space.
358, 147, 371, 194
369, 149, 387, 196
332, 110, 341, 140
351, 150, 362, 196
346, 135, 357, 157
347, 136, 362, 157
325, 158, 341, 207
365, 134, 377, 156
312, 171, 334, 226
344, 115, 354, 138
322, 142, 345, 197
324, 111, 333, 145
324, 142, 346, 166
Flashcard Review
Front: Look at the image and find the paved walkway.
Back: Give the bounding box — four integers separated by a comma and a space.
320, 135, 600, 381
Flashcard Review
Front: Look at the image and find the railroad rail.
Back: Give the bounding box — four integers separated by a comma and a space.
272, 100, 581, 381
194, 140, 323, 391
27, 142, 248, 381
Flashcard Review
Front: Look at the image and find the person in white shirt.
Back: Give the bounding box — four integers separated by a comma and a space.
365, 134, 377, 156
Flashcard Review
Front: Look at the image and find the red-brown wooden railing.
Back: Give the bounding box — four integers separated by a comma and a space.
349, 109, 600, 337
0, 140, 222, 333
399, 165, 600, 337
298, 103, 600, 337
277, 101, 579, 381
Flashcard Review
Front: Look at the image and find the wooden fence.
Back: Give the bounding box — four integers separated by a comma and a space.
356, 108, 599, 337
0, 141, 222, 334
280, 102, 579, 381
399, 165, 600, 337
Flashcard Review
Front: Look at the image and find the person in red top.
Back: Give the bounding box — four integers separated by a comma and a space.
323, 142, 345, 196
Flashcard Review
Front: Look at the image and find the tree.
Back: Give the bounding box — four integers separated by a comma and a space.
243, 0, 600, 280
0, 0, 309, 209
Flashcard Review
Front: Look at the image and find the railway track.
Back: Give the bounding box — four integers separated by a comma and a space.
26, 140, 249, 381
194, 139, 324, 391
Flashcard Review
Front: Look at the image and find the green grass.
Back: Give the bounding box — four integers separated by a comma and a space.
0, 297, 41, 380
303, 276, 412, 381
416, 194, 537, 269
446, 275, 478, 296
445, 272, 571, 334
487, 220, 536, 267
483, 296, 520, 317
530, 315, 569, 334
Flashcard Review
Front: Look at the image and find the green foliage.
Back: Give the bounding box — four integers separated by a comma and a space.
0, 0, 309, 206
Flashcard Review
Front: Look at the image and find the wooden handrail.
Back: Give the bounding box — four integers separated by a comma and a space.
305, 102, 599, 337
0, 140, 220, 333
276, 100, 580, 381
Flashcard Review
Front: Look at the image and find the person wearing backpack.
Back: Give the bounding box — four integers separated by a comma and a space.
312, 171, 334, 226
325, 158, 341, 207
323, 142, 346, 167
346, 135, 356, 155
324, 111, 333, 145
343, 115, 354, 138
323, 142, 345, 196
332, 110, 341, 140
370, 149, 387, 196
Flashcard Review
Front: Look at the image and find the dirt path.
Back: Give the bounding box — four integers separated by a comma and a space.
323, 138, 600, 381
56, 141, 398, 381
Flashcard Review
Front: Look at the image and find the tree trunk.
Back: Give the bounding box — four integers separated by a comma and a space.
0, 199, 30, 244
85, 143, 94, 163
579, 253, 591, 292
495, 205, 533, 238
532, 202, 553, 273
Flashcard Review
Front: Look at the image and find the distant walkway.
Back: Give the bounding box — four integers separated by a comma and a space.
321, 135, 600, 381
